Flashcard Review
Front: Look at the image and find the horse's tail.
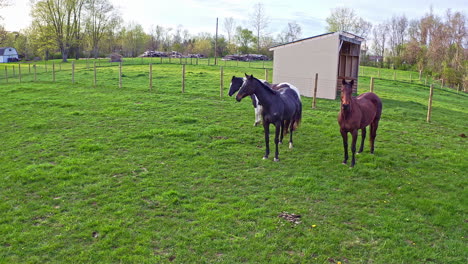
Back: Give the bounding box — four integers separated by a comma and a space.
292, 101, 302, 131
284, 101, 302, 135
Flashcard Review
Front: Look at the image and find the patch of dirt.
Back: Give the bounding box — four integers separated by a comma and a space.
278, 212, 301, 225
459, 133, 466, 138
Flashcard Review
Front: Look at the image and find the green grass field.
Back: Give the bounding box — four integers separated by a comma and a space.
0, 61, 466, 263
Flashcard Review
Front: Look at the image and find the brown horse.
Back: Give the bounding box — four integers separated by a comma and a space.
338, 79, 382, 167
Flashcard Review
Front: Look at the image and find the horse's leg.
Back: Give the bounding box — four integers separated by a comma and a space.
350, 129, 358, 167
274, 122, 281, 162
263, 122, 270, 159
279, 121, 285, 144
289, 120, 294, 149
340, 129, 348, 165
358, 127, 366, 153
370, 120, 379, 154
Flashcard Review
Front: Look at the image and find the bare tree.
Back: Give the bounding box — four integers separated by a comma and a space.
223, 17, 236, 44
326, 7, 372, 38
249, 2, 269, 52
371, 23, 388, 67
85, 0, 120, 58
388, 15, 408, 57
277, 21, 302, 44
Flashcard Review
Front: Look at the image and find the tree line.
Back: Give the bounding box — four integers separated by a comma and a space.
326, 7, 467, 88
0, 2, 466, 88
0, 1, 300, 62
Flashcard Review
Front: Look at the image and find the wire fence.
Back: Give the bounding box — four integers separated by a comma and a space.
0, 59, 465, 124
359, 66, 467, 94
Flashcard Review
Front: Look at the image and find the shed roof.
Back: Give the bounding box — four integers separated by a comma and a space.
269, 31, 364, 51
0, 47, 17, 56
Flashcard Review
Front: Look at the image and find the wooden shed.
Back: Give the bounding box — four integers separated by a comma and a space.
0, 47, 19, 63
269, 32, 364, 100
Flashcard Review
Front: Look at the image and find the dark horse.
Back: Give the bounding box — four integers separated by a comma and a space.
229, 76, 301, 126
338, 79, 382, 167
236, 74, 302, 161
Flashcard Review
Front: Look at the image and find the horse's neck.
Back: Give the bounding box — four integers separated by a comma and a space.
253, 81, 276, 106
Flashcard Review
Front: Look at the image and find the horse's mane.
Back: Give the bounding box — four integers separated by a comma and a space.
252, 77, 277, 95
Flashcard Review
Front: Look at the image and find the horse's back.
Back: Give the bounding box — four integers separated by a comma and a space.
273, 83, 301, 101
279, 87, 302, 120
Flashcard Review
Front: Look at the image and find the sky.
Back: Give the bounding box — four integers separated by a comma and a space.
1, 0, 467, 39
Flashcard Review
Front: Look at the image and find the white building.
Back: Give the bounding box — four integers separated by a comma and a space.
269, 32, 364, 100
0, 47, 19, 63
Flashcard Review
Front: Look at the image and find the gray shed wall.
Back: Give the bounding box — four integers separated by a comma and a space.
271, 34, 340, 100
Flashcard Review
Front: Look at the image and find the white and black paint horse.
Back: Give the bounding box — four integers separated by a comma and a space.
236, 74, 302, 161
228, 76, 301, 126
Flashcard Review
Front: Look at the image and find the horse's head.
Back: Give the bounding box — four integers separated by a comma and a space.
341, 79, 354, 111
228, 76, 244, 97
236, 74, 257, 102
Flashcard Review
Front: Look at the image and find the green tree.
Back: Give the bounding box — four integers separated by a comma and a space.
31, 0, 86, 62
235, 27, 255, 54
119, 23, 148, 57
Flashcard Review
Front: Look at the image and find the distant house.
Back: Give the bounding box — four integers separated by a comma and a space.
269, 32, 364, 99
369, 55, 384, 63
0, 47, 19, 63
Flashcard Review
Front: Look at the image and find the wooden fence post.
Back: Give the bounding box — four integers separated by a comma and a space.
72, 61, 75, 84
427, 84, 434, 123
4, 66, 8, 83
410, 73, 412, 83
12, 65, 15, 77
393, 71, 396, 81
370, 77, 374, 93
18, 64, 21, 83
149, 63, 153, 91
220, 66, 224, 98
265, 68, 268, 82
34, 64, 37, 82
182, 64, 186, 93
93, 61, 97, 87
119, 62, 122, 88
312, 73, 318, 109
29, 64, 31, 74
425, 75, 427, 86
419, 70, 422, 80
53, 62, 56, 82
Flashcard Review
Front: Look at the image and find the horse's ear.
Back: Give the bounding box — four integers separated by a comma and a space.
342, 79, 347, 85
245, 73, 249, 78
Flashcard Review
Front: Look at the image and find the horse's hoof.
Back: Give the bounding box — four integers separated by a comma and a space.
279, 141, 283, 144
274, 158, 279, 162
342, 162, 347, 165
263, 156, 268, 160
289, 143, 293, 149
